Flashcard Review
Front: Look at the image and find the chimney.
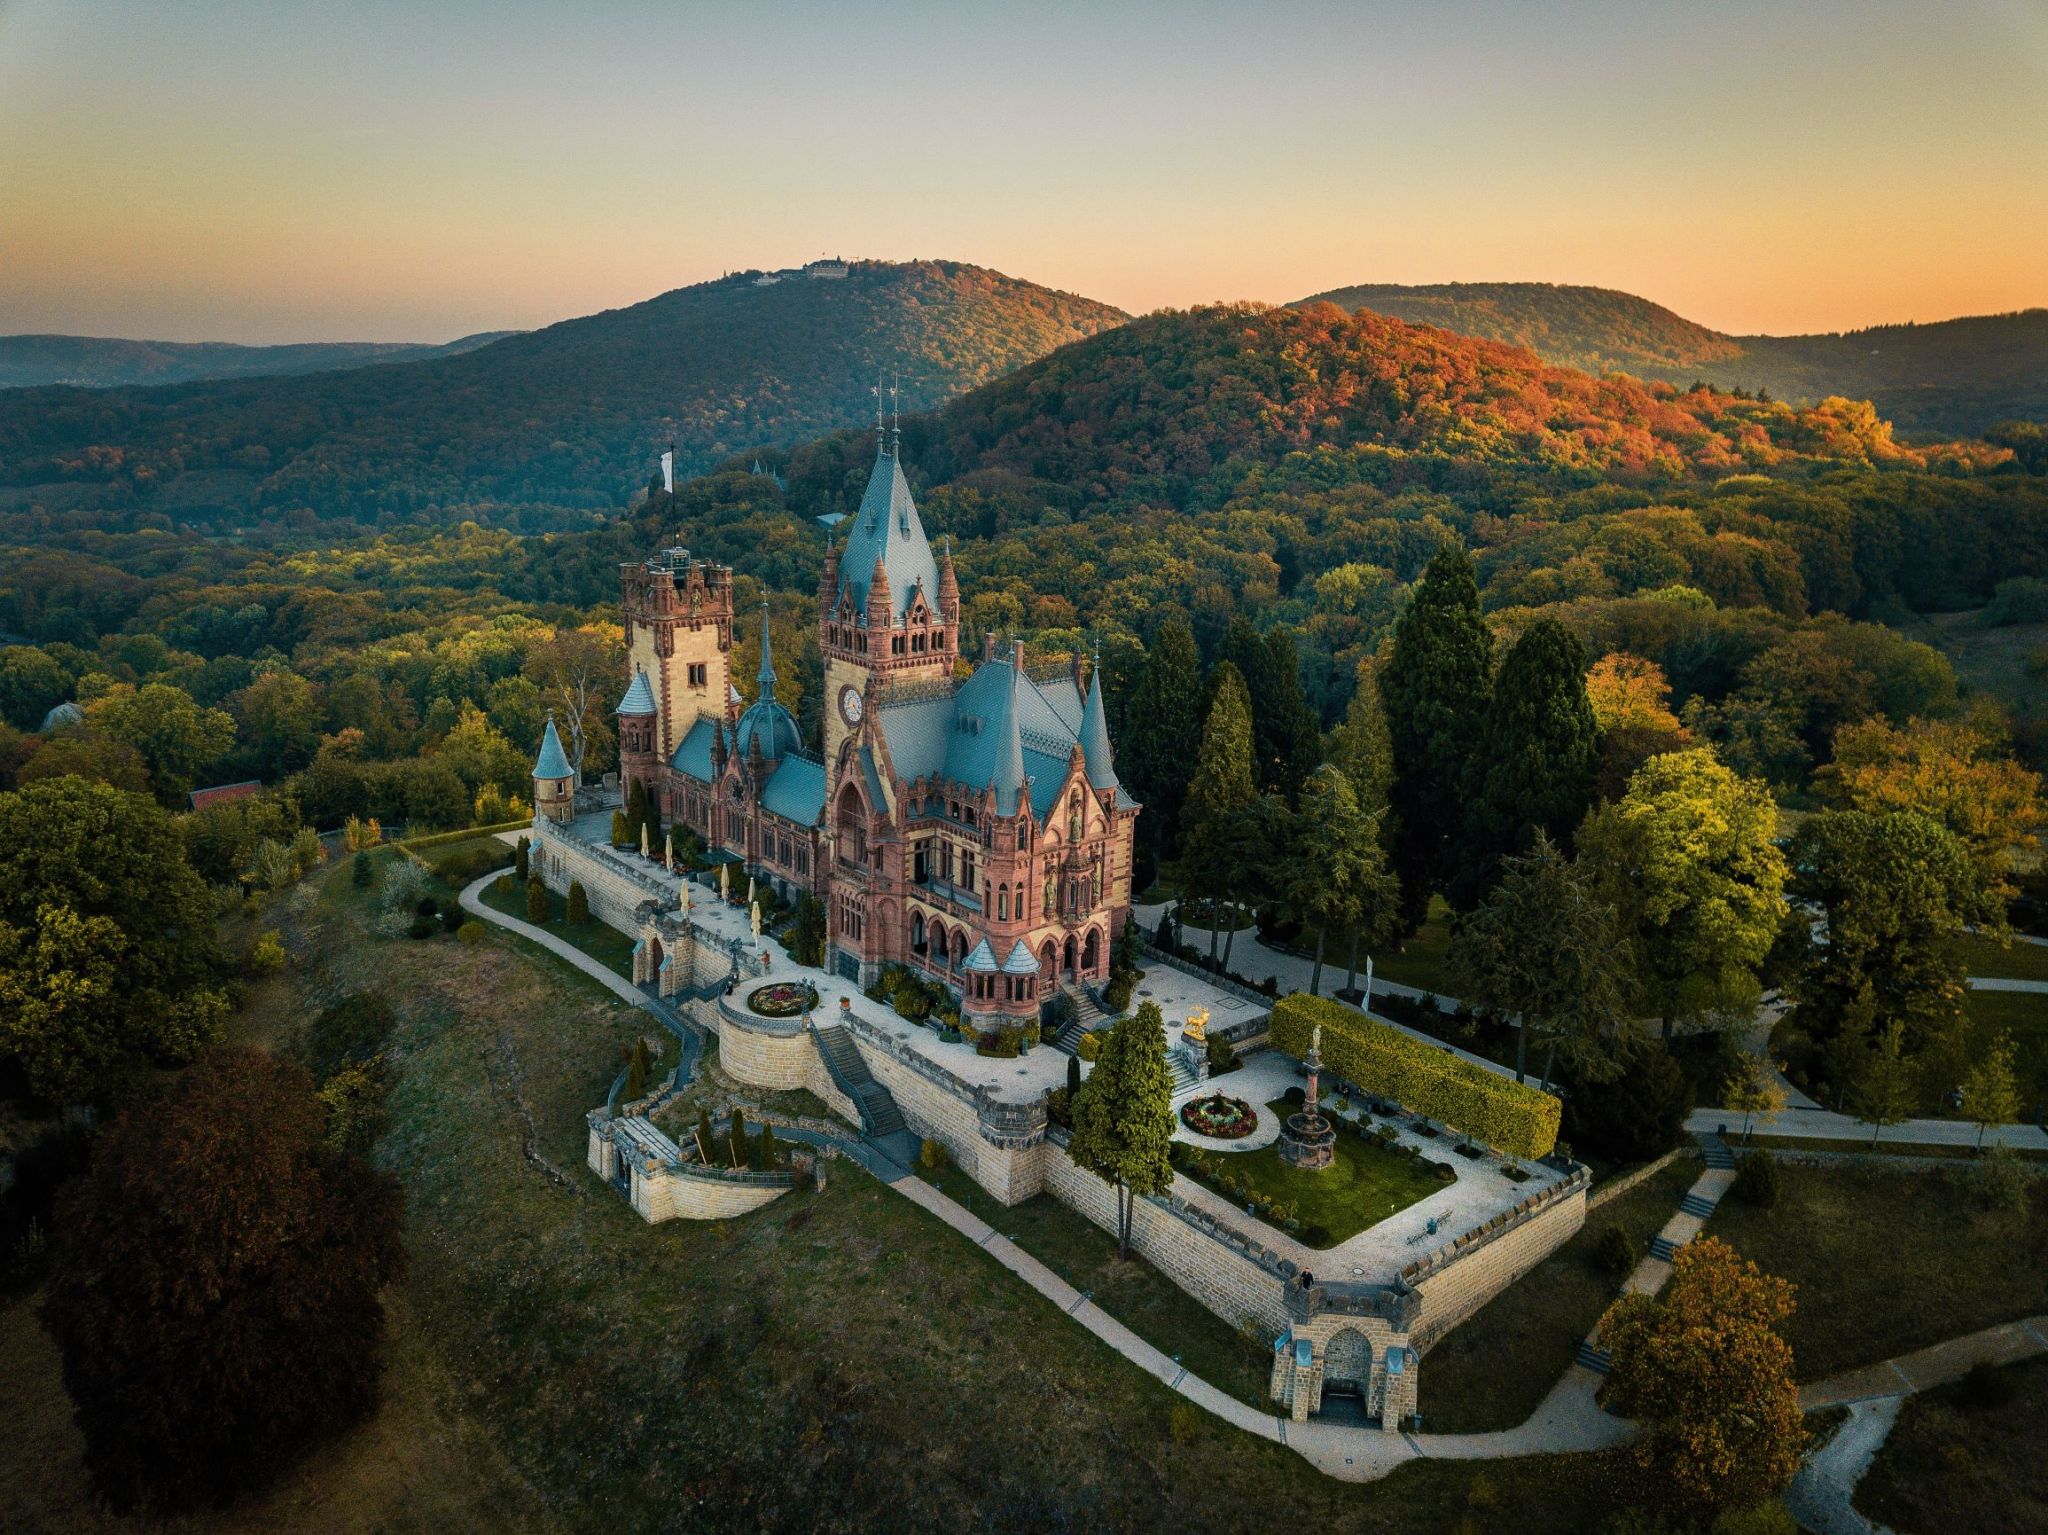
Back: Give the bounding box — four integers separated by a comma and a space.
983, 632, 997, 662
1011, 639, 1026, 674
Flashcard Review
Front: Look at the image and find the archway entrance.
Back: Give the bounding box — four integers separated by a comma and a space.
1322, 1328, 1372, 1403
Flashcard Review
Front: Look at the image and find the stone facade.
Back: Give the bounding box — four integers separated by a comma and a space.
586, 1109, 795, 1223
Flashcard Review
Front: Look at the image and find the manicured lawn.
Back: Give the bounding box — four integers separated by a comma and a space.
923, 1162, 1274, 1410
1174, 1101, 1452, 1247
1954, 933, 2048, 983
478, 874, 636, 978
1857, 1354, 2048, 1535
1418, 1161, 1700, 1432
1373, 896, 1456, 996
1707, 1161, 2048, 1381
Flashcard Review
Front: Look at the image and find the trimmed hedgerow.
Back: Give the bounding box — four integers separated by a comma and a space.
1270, 995, 1561, 1159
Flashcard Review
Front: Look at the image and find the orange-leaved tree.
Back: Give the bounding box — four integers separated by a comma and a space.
1597, 1236, 1806, 1514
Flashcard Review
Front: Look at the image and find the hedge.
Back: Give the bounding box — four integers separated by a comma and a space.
1270, 995, 1561, 1160
395, 819, 531, 854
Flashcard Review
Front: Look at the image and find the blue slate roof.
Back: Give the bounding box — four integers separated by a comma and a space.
963, 937, 999, 973
1002, 940, 1039, 976
1079, 662, 1118, 791
532, 715, 573, 780
616, 669, 656, 716
835, 447, 941, 622
872, 659, 1104, 820
761, 755, 827, 826
672, 716, 721, 781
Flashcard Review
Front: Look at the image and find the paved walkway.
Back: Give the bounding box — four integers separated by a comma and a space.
1784, 1312, 2048, 1535
1687, 1104, 2048, 1151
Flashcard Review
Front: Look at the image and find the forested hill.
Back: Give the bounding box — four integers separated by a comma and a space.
0, 331, 518, 390
1297, 282, 2048, 437
900, 301, 1950, 505
0, 261, 1126, 527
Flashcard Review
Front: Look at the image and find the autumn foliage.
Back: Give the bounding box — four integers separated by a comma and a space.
41, 1048, 404, 1512
1598, 1236, 1806, 1512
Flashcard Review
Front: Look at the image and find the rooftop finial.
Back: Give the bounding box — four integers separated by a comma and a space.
756, 599, 776, 691
889, 372, 901, 455
873, 372, 885, 453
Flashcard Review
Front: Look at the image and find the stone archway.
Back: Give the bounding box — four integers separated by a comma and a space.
1063, 933, 1078, 980
1322, 1328, 1372, 1402
1081, 926, 1102, 976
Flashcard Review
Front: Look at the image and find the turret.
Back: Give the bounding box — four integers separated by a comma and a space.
532, 712, 576, 824
937, 536, 960, 624
1078, 650, 1119, 793
866, 555, 893, 631
615, 668, 658, 802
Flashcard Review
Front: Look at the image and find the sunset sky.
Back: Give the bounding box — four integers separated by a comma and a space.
2, 0, 2044, 344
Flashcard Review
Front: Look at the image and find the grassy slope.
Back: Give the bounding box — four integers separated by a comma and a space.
1, 857, 1649, 1534
1856, 1354, 2048, 1535
1707, 1162, 2048, 1382
1418, 1162, 1700, 1432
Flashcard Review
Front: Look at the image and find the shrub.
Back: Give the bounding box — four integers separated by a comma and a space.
566, 881, 590, 925
1733, 1150, 1781, 1209
1075, 1031, 1103, 1062
622, 1038, 651, 1103
1973, 1145, 2031, 1213
1168, 1402, 1201, 1445
1276, 999, 1563, 1157
405, 916, 435, 940
1281, 1084, 1305, 1107
524, 876, 547, 923
1046, 1087, 1072, 1129
1985, 575, 2048, 627
1595, 1223, 1641, 1283
1207, 1033, 1236, 1075
610, 810, 629, 844
379, 858, 427, 914
457, 920, 485, 944
1709, 1500, 1799, 1535
1957, 1358, 2018, 1410
696, 1108, 714, 1162
351, 851, 373, 887
1102, 975, 1134, 1013
918, 1137, 949, 1172
493, 872, 516, 898
245, 930, 287, 975
1302, 1222, 1331, 1247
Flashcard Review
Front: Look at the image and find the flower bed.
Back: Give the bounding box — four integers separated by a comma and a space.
1179, 1093, 1258, 1140
746, 981, 818, 1018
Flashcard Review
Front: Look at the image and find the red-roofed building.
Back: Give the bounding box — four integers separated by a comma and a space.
188, 780, 262, 813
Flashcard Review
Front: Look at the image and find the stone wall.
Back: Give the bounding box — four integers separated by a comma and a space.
1409, 1178, 1587, 1354
711, 1006, 862, 1126
530, 819, 671, 931
635, 1163, 791, 1223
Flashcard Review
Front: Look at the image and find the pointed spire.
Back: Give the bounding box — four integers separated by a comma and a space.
532, 712, 572, 781
755, 600, 776, 693
1079, 648, 1118, 791
992, 647, 1028, 817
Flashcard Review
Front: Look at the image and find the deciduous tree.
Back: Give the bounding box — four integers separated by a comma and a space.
1961, 1030, 2020, 1151
1598, 1237, 1805, 1514
42, 1048, 404, 1513
1579, 749, 1788, 1037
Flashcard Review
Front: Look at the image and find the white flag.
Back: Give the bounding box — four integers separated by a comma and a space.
660, 450, 674, 494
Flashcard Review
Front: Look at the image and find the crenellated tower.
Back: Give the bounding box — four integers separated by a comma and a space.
620, 543, 734, 775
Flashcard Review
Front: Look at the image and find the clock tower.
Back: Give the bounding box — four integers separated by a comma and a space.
818, 436, 958, 768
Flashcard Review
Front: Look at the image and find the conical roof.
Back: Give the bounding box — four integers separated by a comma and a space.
990, 655, 1028, 817
616, 669, 656, 716
963, 937, 999, 973
1002, 940, 1040, 976
532, 715, 572, 780
1078, 657, 1118, 790
835, 446, 940, 622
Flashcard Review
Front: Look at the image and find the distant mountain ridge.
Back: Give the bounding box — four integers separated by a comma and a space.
1296, 282, 2048, 436
0, 261, 1127, 522
0, 331, 518, 390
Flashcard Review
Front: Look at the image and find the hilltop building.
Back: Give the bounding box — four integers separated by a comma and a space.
606, 433, 1140, 1027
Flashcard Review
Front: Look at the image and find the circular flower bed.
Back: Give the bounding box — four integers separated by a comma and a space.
1179, 1093, 1258, 1140
746, 981, 818, 1018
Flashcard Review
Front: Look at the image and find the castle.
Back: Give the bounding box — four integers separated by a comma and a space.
609, 434, 1141, 1030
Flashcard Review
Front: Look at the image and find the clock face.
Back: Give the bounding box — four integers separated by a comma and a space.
839, 685, 864, 725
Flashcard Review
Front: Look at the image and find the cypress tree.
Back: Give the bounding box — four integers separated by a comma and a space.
696, 1107, 715, 1163
567, 880, 590, 925
1382, 546, 1493, 928
1214, 619, 1319, 797
1121, 616, 1205, 866
728, 1106, 748, 1168
625, 778, 649, 848
1066, 1052, 1082, 1098
758, 1122, 777, 1168
524, 875, 548, 923
1447, 618, 1598, 910
1181, 663, 1256, 960
515, 835, 530, 881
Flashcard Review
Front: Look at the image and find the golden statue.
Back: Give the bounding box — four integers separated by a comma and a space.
1182, 1007, 1209, 1045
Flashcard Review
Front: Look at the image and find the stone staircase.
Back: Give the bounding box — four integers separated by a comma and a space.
1166, 1048, 1201, 1096
1051, 984, 1110, 1055
813, 1024, 906, 1140
1694, 1131, 1737, 1170
1649, 1234, 1684, 1264
1679, 1189, 1719, 1220
1573, 1339, 1612, 1376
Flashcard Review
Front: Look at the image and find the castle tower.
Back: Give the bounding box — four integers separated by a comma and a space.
820, 441, 958, 767
619, 542, 734, 775
615, 668, 659, 802
532, 712, 576, 825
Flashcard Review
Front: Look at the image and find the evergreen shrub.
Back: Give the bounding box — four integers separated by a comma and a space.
1732, 1149, 1781, 1208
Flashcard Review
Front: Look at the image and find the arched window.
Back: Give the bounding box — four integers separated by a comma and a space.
1082, 927, 1102, 974
997, 888, 1008, 920
911, 912, 926, 953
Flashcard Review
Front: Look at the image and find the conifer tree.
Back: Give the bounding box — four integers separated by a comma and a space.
758, 1122, 777, 1168
696, 1106, 715, 1163
524, 875, 548, 924
1448, 618, 1597, 911
1381, 546, 1493, 927
1283, 765, 1399, 997
728, 1105, 748, 1168
1120, 616, 1204, 866
1180, 663, 1256, 960
515, 835, 530, 881
1067, 1002, 1176, 1259
566, 880, 589, 925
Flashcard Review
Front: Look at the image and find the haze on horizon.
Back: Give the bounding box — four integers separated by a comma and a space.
2, 0, 2044, 346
